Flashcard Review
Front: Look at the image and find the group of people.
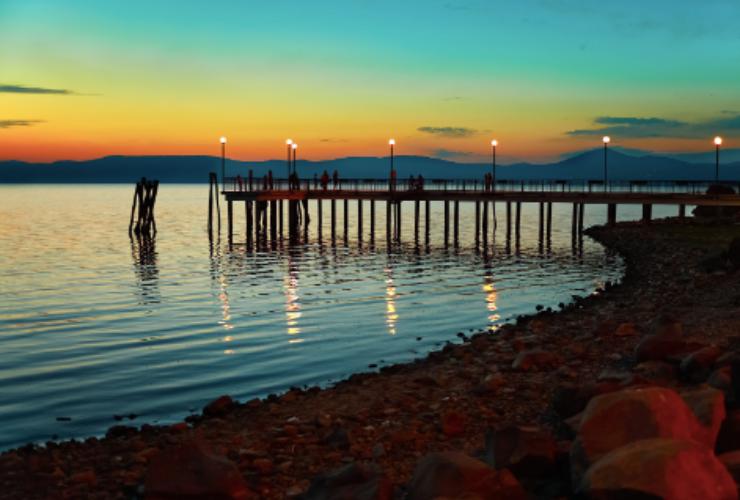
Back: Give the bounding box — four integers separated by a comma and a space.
483, 172, 497, 191
317, 170, 341, 190
233, 169, 435, 192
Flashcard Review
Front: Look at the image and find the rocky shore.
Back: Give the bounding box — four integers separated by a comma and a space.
3, 219, 740, 499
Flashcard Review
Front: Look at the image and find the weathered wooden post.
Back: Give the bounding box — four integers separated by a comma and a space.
317, 199, 323, 241
343, 199, 349, 244
270, 200, 277, 242
607, 203, 617, 226
331, 199, 337, 243
506, 201, 512, 238
482, 199, 489, 248
679, 204, 686, 219
642, 203, 652, 224
227, 199, 234, 243
370, 200, 375, 242
386, 200, 392, 243
475, 201, 480, 248
444, 201, 450, 247
358, 199, 364, 242
279, 200, 284, 239
572, 203, 578, 236
453, 201, 459, 248
425, 200, 430, 247
546, 202, 552, 239
396, 201, 402, 241
578, 203, 585, 233
414, 199, 420, 244
246, 201, 253, 248
515, 202, 521, 238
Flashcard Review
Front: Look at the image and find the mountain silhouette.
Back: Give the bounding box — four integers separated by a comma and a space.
1, 150, 738, 183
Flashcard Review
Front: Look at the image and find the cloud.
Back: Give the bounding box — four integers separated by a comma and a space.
418, 126, 477, 138
0, 119, 44, 129
0, 84, 73, 95
433, 148, 474, 159
319, 138, 348, 143
566, 114, 740, 139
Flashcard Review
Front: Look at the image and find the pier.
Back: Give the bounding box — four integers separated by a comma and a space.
214, 177, 740, 248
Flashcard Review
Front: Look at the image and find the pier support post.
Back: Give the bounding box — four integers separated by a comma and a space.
515, 202, 521, 237
453, 201, 460, 248
317, 199, 323, 241
358, 199, 363, 242
386, 200, 392, 243
344, 199, 349, 244
279, 200, 284, 239
572, 203, 578, 236
538, 201, 544, 241
506, 202, 512, 239
607, 203, 617, 226
370, 200, 375, 242
546, 202, 552, 240
331, 199, 337, 244
270, 200, 277, 243
475, 201, 480, 247
425, 200, 430, 247
444, 201, 450, 247
642, 203, 652, 224
245, 201, 253, 248
414, 200, 420, 244
227, 200, 233, 244
482, 200, 489, 248
679, 204, 686, 219
578, 203, 584, 233
396, 201, 402, 241
254, 200, 261, 244
302, 199, 310, 242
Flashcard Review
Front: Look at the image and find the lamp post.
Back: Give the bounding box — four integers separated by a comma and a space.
292, 143, 298, 176
491, 139, 498, 191
714, 136, 723, 183
602, 136, 610, 190
220, 136, 227, 191
389, 139, 395, 177
286, 139, 293, 181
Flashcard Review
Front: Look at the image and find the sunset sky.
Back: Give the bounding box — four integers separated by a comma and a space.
1, 0, 739, 162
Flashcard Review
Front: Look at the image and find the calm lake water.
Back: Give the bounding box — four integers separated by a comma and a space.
0, 185, 681, 450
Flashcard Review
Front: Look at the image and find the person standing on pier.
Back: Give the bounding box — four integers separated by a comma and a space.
418, 174, 425, 191
321, 170, 329, 191
333, 170, 340, 190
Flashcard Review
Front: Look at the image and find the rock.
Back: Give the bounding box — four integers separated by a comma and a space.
681, 346, 722, 383
322, 426, 351, 450
632, 360, 677, 385
145, 441, 253, 499
679, 385, 726, 447
474, 373, 506, 394
614, 322, 639, 337
441, 411, 467, 437
302, 462, 392, 500
655, 319, 683, 339
406, 452, 526, 500
512, 349, 563, 371
729, 237, 740, 268
571, 387, 709, 482
635, 334, 705, 363
717, 410, 740, 454
551, 380, 635, 419
485, 425, 557, 479
580, 438, 737, 499
719, 450, 740, 486
69, 469, 97, 487
203, 395, 235, 418
709, 366, 732, 392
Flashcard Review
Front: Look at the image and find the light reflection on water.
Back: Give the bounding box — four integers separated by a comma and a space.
0, 184, 683, 450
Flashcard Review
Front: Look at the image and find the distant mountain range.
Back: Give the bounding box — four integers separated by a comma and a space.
1, 148, 739, 183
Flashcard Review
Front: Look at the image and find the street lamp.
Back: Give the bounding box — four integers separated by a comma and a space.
286, 139, 293, 180
220, 136, 227, 191
715, 136, 723, 183
602, 136, 610, 190
292, 143, 298, 176
389, 139, 395, 180
491, 140, 498, 191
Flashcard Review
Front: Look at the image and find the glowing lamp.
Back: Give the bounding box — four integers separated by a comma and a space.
602, 136, 610, 144
389, 139, 395, 146
220, 136, 227, 144
491, 140, 498, 147
292, 143, 298, 150
715, 136, 723, 146
286, 139, 293, 145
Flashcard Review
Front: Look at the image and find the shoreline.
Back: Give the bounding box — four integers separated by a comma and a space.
3, 218, 740, 498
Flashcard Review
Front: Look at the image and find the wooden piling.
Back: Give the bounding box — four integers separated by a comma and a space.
358, 200, 363, 241
370, 200, 375, 241
475, 201, 480, 247
414, 200, 420, 244
482, 199, 489, 248
453, 201, 459, 247
444, 201, 450, 247
279, 200, 284, 239
317, 199, 323, 240
396, 201, 402, 240
578, 203, 585, 233
227, 200, 234, 243
607, 203, 617, 226
425, 200, 430, 247
515, 202, 521, 237
331, 199, 337, 243
386, 200, 392, 243
344, 199, 349, 243
270, 200, 277, 242
246, 201, 253, 248
679, 204, 686, 218
642, 203, 652, 224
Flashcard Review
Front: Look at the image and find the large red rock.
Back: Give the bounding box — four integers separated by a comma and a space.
485, 425, 557, 479
718, 409, 740, 454
679, 385, 726, 447
635, 334, 705, 363
145, 441, 253, 499
680, 346, 722, 383
303, 462, 392, 500
571, 387, 708, 482
203, 395, 235, 418
580, 438, 737, 499
511, 349, 563, 371
719, 450, 740, 488
406, 452, 526, 500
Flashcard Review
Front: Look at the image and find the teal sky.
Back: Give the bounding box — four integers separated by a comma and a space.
1, 0, 739, 161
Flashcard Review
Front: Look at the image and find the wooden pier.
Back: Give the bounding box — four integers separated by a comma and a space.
211, 177, 740, 248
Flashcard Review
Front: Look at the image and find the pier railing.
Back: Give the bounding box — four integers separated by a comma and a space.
223, 176, 740, 195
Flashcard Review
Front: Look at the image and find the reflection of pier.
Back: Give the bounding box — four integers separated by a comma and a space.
219, 178, 740, 249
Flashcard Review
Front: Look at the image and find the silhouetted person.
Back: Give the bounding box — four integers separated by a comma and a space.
333, 170, 339, 190
236, 174, 243, 191
321, 170, 330, 190
418, 174, 425, 191
262, 174, 268, 190
248, 169, 253, 191
313, 173, 318, 190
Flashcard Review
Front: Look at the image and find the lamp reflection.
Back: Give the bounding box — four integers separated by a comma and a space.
385, 266, 398, 335
482, 269, 500, 330
284, 259, 303, 342
209, 242, 235, 354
